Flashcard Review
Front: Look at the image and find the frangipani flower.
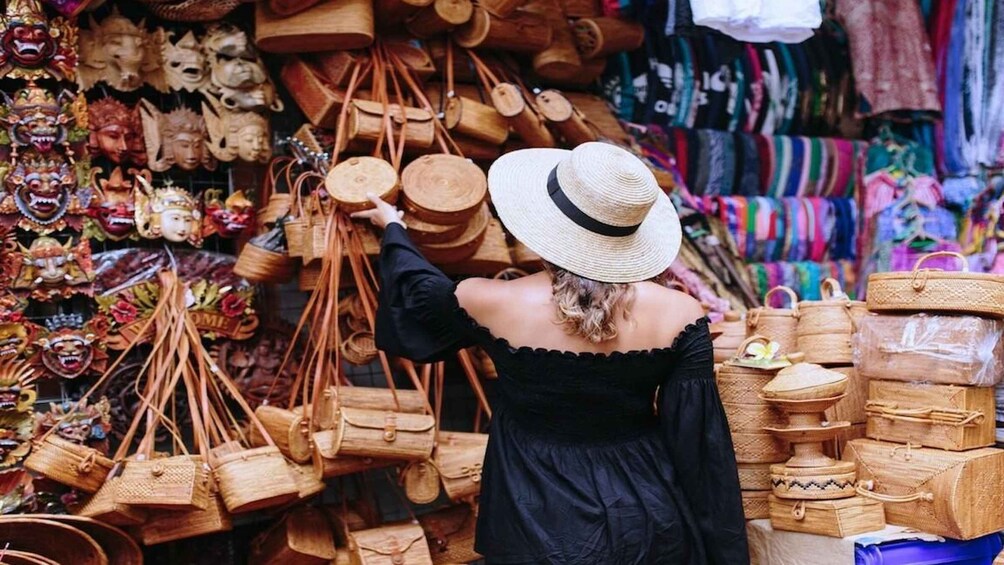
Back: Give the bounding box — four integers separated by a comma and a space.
746, 340, 780, 361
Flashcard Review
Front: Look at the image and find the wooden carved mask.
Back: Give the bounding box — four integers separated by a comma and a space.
78, 8, 166, 92
0, 81, 86, 158
0, 297, 38, 362
139, 99, 216, 172
0, 150, 89, 234
0, 0, 77, 81
87, 97, 147, 165
134, 175, 203, 247
6, 235, 94, 301
84, 166, 145, 241
203, 189, 253, 239
204, 23, 282, 113
161, 30, 208, 93
203, 96, 271, 164
32, 313, 108, 380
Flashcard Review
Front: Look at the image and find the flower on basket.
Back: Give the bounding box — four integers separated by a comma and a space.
745, 340, 780, 361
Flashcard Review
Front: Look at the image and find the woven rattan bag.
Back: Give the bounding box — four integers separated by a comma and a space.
401, 154, 487, 225
136, 490, 233, 546
796, 278, 867, 365
433, 431, 487, 502
332, 407, 435, 461
746, 286, 799, 356
249, 506, 337, 564
419, 505, 481, 565
249, 405, 313, 464
866, 251, 1004, 318
255, 0, 375, 53
116, 455, 212, 511
349, 523, 435, 565
24, 436, 113, 494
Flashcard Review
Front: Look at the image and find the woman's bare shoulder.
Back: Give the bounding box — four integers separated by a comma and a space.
634, 282, 707, 334
455, 273, 550, 314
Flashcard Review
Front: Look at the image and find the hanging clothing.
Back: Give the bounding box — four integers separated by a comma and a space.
835, 0, 941, 118
689, 0, 821, 43
375, 225, 749, 565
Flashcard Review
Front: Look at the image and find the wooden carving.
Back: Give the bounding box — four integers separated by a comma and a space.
0, 0, 77, 81
83, 166, 147, 242
29, 313, 109, 381
0, 149, 91, 234
78, 7, 166, 92
87, 96, 147, 166
202, 95, 272, 164
0, 81, 87, 161
160, 30, 209, 93
202, 189, 253, 239
4, 235, 95, 301
204, 23, 282, 113
134, 174, 204, 247
138, 99, 216, 172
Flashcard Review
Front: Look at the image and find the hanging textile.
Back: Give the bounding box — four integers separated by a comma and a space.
689, 0, 822, 43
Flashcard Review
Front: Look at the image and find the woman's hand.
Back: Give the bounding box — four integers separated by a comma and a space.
350, 193, 406, 230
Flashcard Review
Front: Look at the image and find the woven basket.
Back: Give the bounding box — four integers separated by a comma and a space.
344, 101, 436, 153
250, 506, 337, 564
255, 0, 375, 53
490, 83, 556, 147
326, 156, 400, 214
405, 0, 474, 38
571, 16, 644, 59
746, 286, 800, 356
560, 0, 599, 17
417, 204, 491, 264
298, 261, 322, 292
136, 491, 233, 546
341, 331, 378, 366
404, 212, 467, 245
0, 517, 106, 565
444, 96, 509, 146
350, 523, 434, 565
732, 432, 790, 464
796, 278, 867, 365
845, 439, 1004, 540
527, 1, 583, 82
234, 243, 297, 285
716, 336, 785, 405
712, 311, 746, 364
535, 89, 596, 146
434, 431, 487, 502
723, 402, 784, 433
214, 446, 300, 514
248, 406, 312, 464
281, 56, 345, 129
115, 455, 211, 511
737, 463, 772, 491
70, 476, 147, 527
312, 429, 395, 480
454, 7, 553, 53
480, 0, 526, 16
823, 367, 868, 424
261, 193, 293, 226
39, 514, 144, 565
769, 461, 857, 500
338, 387, 428, 414
24, 436, 113, 494
403, 461, 441, 504
268, 0, 324, 16
866, 251, 1004, 318
287, 460, 326, 501
333, 407, 435, 461
419, 505, 481, 565
742, 491, 769, 520
401, 154, 487, 225
136, 0, 241, 21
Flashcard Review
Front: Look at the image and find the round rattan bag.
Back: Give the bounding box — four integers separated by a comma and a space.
325, 157, 400, 213
401, 154, 487, 225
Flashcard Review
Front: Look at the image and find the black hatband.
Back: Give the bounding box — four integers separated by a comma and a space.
547, 166, 640, 237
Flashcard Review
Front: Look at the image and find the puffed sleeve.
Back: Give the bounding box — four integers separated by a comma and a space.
658, 319, 749, 565
375, 223, 475, 362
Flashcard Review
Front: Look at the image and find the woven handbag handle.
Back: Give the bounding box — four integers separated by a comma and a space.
855, 480, 934, 503
763, 285, 799, 311
819, 277, 847, 300
912, 251, 969, 272
864, 401, 984, 427
385, 43, 461, 157
733, 335, 771, 360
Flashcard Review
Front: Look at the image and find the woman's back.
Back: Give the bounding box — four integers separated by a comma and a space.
455, 272, 706, 356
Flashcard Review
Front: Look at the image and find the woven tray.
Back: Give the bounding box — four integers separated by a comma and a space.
866, 252, 1004, 318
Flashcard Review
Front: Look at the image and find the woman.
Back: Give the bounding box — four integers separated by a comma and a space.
354, 142, 748, 564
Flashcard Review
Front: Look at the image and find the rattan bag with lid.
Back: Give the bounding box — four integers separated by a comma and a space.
866, 251, 1004, 318
796, 278, 866, 365
746, 286, 799, 356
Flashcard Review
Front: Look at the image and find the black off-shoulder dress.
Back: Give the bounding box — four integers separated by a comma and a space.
375, 224, 749, 565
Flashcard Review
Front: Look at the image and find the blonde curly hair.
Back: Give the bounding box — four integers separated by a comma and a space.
545, 262, 636, 343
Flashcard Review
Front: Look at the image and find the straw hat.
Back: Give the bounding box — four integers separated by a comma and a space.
487, 142, 681, 283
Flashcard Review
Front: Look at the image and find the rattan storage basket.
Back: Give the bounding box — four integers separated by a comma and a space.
737, 463, 772, 491
401, 155, 487, 225
796, 278, 867, 365
742, 491, 770, 519
732, 432, 790, 464
416, 204, 491, 264
255, 0, 375, 53
443, 96, 509, 146
571, 16, 644, 59
723, 402, 785, 432
866, 251, 1004, 318
747, 286, 800, 356
404, 212, 467, 245
712, 311, 747, 364
454, 7, 553, 53
769, 461, 857, 500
